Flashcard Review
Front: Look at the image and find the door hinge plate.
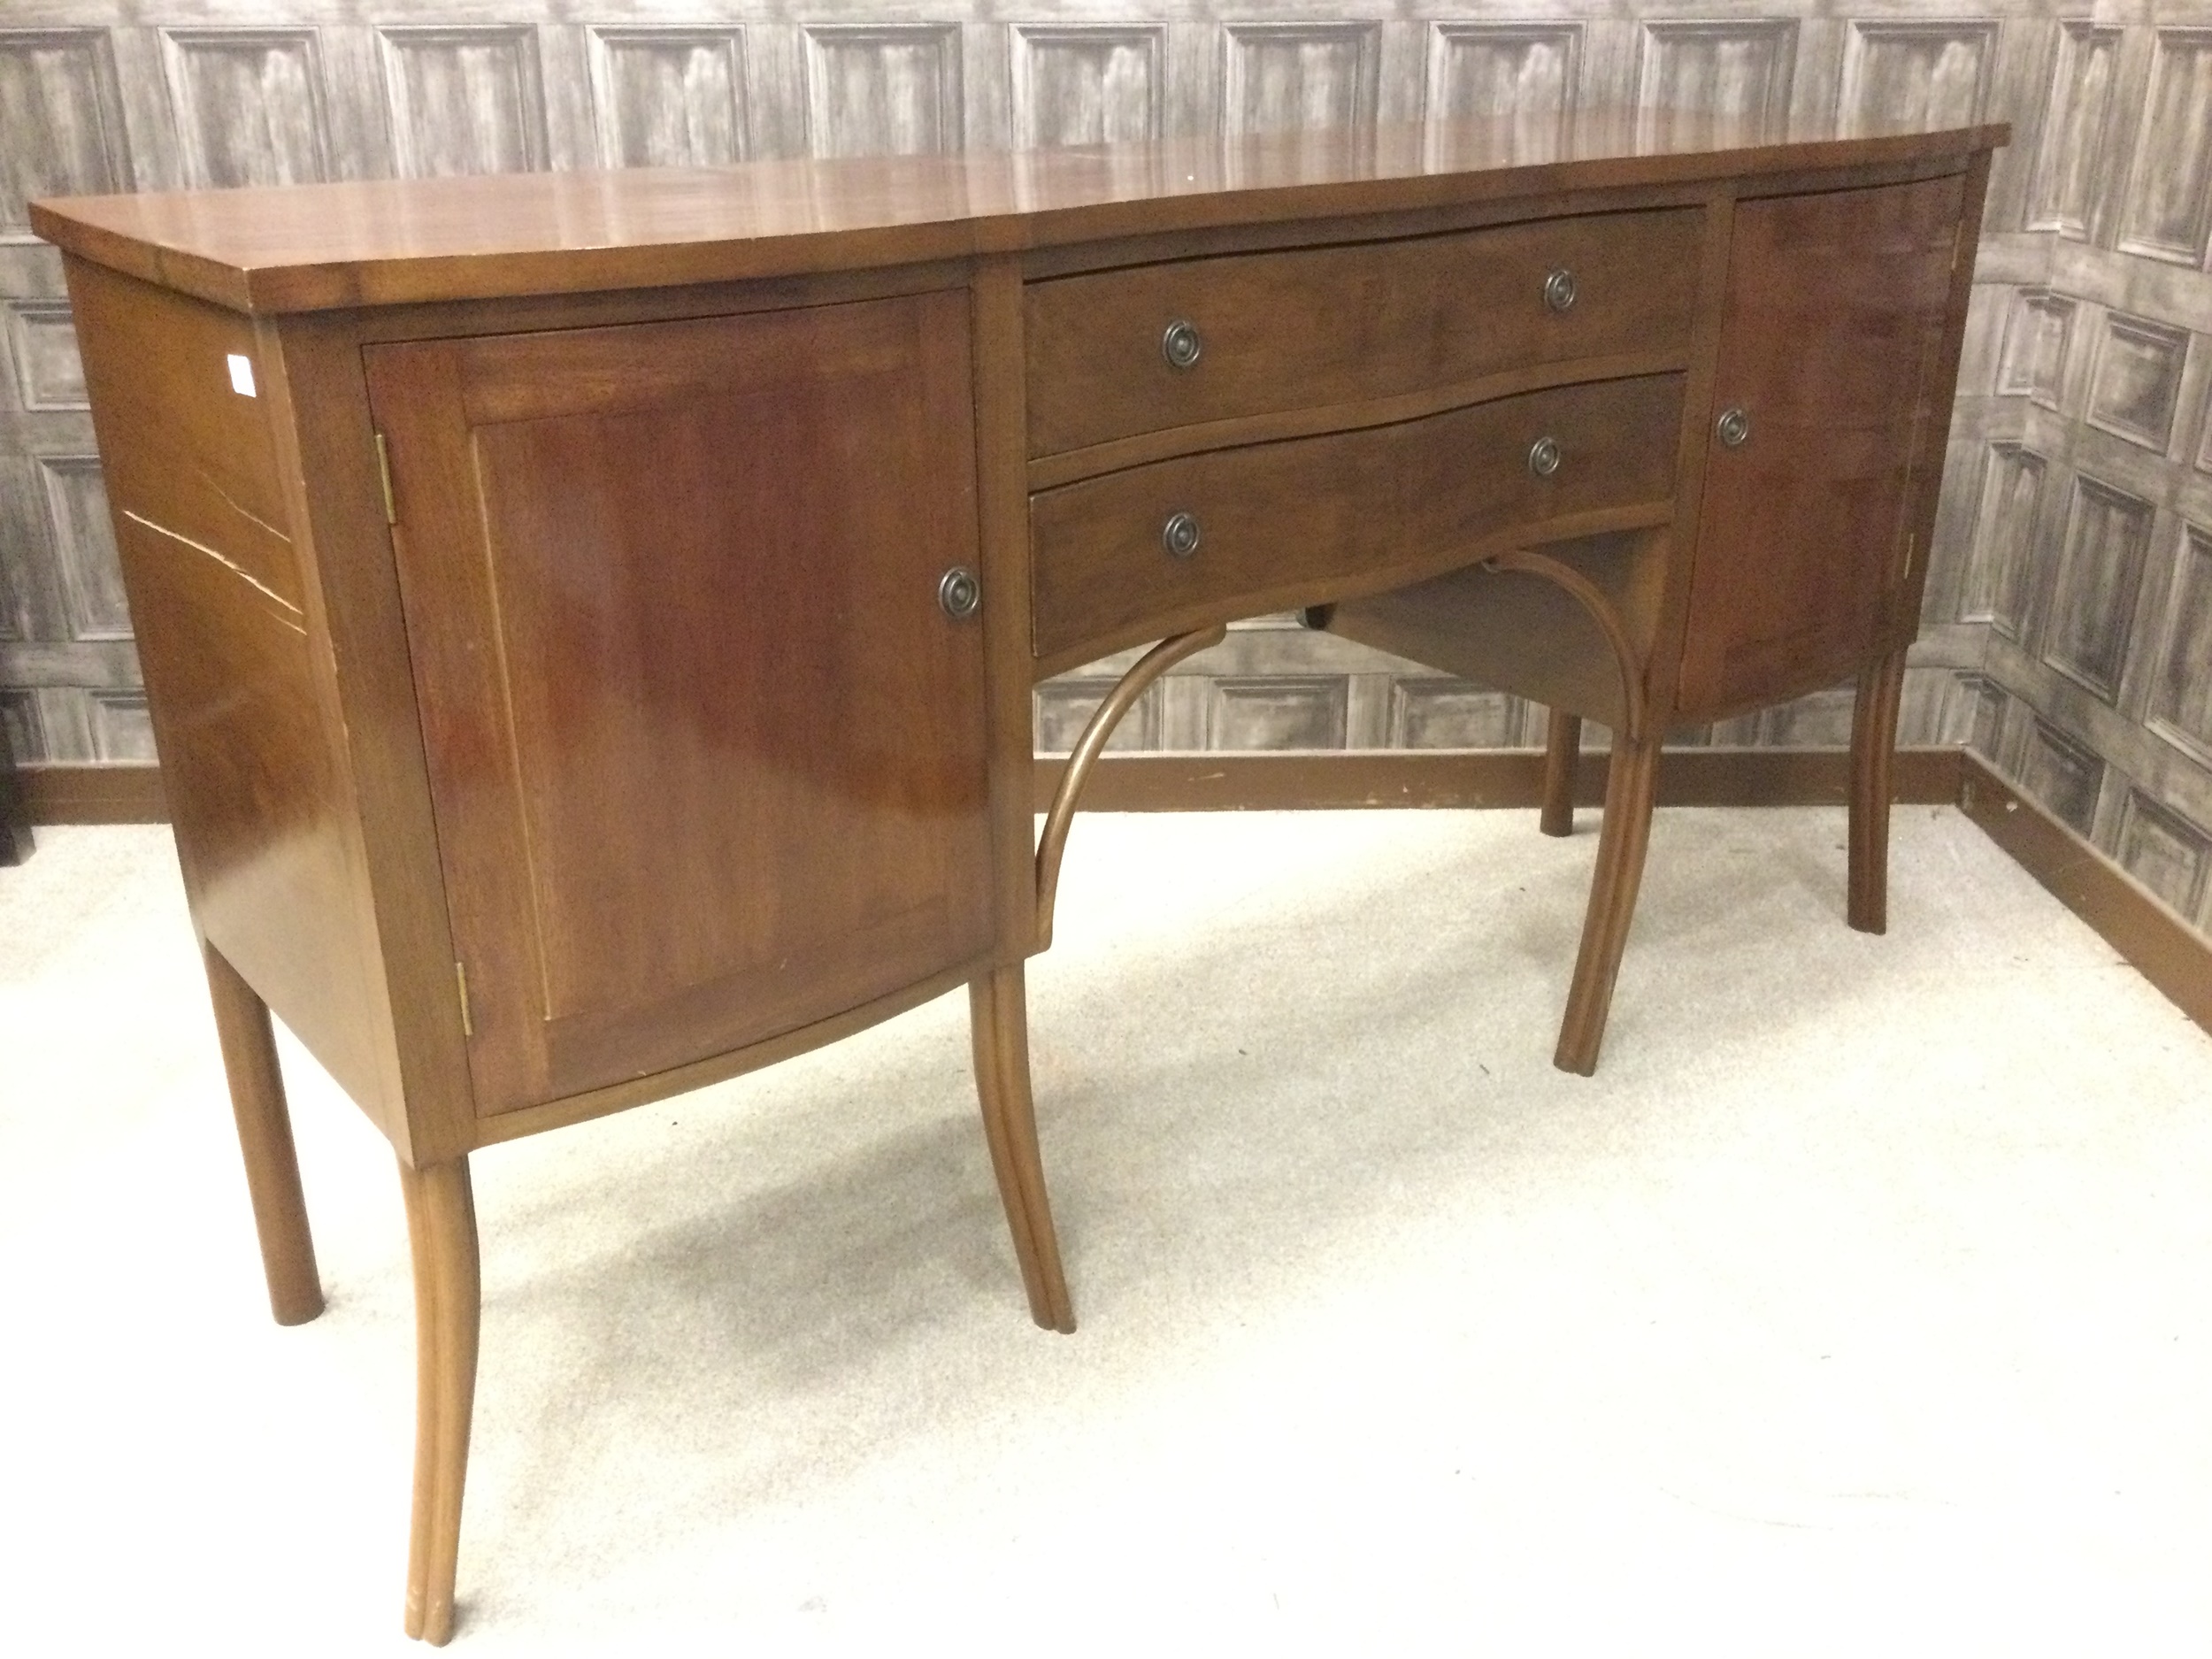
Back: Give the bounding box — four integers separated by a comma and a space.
455, 960, 473, 1038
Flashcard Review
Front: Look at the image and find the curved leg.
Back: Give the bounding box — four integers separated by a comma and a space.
202, 941, 323, 1325
1035, 624, 1225, 949
970, 964, 1075, 1333
1540, 708, 1581, 839
1554, 732, 1663, 1077
400, 1157, 480, 1647
1847, 645, 1908, 935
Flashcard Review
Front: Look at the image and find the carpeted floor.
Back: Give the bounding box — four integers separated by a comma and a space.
4, 805, 2209, 1656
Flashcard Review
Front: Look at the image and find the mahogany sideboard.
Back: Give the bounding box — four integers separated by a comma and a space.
34, 112, 2002, 1643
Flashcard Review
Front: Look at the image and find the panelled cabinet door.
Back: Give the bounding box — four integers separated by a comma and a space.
367, 291, 994, 1117
1678, 176, 1963, 719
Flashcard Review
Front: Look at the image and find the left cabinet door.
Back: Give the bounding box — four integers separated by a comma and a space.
367, 290, 995, 1116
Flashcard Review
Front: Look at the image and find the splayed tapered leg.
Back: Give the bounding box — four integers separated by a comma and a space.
400, 1156, 480, 1646
1540, 708, 1582, 839
969, 964, 1075, 1333
1848, 645, 1907, 935
1554, 732, 1663, 1076
202, 941, 323, 1325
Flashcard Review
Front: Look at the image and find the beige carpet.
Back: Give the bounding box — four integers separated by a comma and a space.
4, 806, 2209, 1656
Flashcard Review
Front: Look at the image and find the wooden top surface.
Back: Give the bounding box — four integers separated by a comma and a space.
31, 112, 2006, 315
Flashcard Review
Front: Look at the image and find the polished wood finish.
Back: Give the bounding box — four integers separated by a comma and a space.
201, 941, 322, 1325
1555, 733, 1663, 1075
970, 964, 1074, 1333
1677, 175, 1964, 720
1540, 710, 1581, 839
366, 293, 995, 1115
35, 117, 2003, 1640
399, 1156, 480, 1648
1034, 626, 1225, 952
1848, 647, 1910, 935
1025, 208, 1699, 457
29, 118, 2001, 317
1324, 160, 1990, 1072
1033, 374, 1682, 669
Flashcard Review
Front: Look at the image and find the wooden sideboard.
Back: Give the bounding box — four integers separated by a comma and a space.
34, 111, 2002, 1643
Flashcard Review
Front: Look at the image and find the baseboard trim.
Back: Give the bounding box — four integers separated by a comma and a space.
19, 763, 168, 825
25, 750, 2203, 1042
1960, 754, 2212, 1038
1033, 746, 1963, 812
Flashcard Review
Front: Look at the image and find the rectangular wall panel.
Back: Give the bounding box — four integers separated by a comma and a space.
2116, 787, 2211, 918
1964, 442, 2044, 639
2026, 24, 2119, 239
1034, 678, 1163, 754
1838, 22, 1996, 138
2119, 30, 2212, 265
1635, 22, 1795, 150
2040, 477, 2154, 704
36, 456, 127, 641
379, 27, 549, 179
804, 27, 962, 158
161, 29, 327, 188
0, 30, 127, 239
1208, 676, 1349, 749
1390, 678, 1525, 749
2150, 525, 2212, 768
1998, 288, 2072, 410
1225, 24, 1380, 135
2087, 313, 2190, 454
2019, 714, 2105, 835
1425, 25, 1578, 165
4, 301, 85, 411
588, 28, 747, 169
1012, 27, 1161, 150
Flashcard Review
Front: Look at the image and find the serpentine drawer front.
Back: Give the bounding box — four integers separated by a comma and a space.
31, 115, 2003, 1644
1025, 208, 1702, 459
1030, 373, 1686, 664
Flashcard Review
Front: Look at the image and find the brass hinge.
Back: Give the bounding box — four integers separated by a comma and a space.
455, 960, 474, 1038
374, 431, 397, 525
1903, 532, 1917, 580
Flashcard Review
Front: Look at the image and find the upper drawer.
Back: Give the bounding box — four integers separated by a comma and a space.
1025, 208, 1702, 459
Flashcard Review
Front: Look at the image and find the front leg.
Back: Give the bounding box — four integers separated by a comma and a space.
970, 964, 1076, 1333
399, 1156, 480, 1646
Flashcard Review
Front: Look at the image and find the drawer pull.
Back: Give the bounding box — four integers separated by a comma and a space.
1716, 405, 1752, 448
1161, 319, 1203, 370
1161, 511, 1202, 558
1527, 436, 1563, 479
1543, 268, 1578, 312
937, 565, 981, 618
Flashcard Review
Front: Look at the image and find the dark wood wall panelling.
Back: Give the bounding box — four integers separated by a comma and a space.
1, 4, 2208, 942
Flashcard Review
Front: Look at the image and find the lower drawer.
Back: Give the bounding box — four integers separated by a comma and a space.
1030, 373, 1686, 665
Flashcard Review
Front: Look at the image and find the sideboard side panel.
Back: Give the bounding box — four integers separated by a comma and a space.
63, 258, 403, 1141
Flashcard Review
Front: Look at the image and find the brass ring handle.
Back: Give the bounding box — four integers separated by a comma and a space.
937, 565, 981, 618
1527, 436, 1563, 479
1161, 511, 1202, 558
1717, 405, 1752, 448
1161, 319, 1202, 370
1543, 268, 1577, 312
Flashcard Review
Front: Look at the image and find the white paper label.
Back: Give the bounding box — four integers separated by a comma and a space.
227, 353, 257, 397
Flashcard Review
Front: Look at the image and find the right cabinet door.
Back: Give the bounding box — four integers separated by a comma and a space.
1677, 176, 1964, 720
